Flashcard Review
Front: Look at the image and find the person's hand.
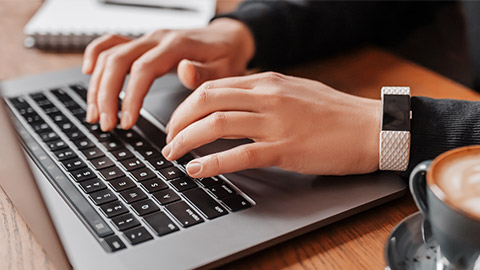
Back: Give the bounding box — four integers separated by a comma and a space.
82, 18, 255, 131
163, 72, 382, 178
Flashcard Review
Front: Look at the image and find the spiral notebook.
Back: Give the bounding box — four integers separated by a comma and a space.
24, 0, 216, 50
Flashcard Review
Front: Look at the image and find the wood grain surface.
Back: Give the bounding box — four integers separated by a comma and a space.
1, 1, 479, 270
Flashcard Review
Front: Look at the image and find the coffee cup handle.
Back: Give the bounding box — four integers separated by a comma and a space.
409, 160, 432, 216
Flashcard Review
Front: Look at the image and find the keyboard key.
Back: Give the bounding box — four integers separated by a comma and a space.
63, 99, 79, 109
29, 92, 46, 101
100, 201, 128, 218
79, 178, 107, 194
109, 177, 136, 192
17, 106, 35, 115
9, 97, 29, 109
166, 201, 203, 228
111, 148, 134, 161
131, 200, 159, 216
111, 213, 140, 231
130, 168, 156, 182
71, 168, 96, 182
62, 158, 86, 171
86, 123, 101, 133
119, 187, 147, 204
64, 129, 86, 140
48, 112, 68, 123
39, 131, 60, 142
35, 99, 53, 107
197, 177, 222, 188
159, 167, 185, 180
120, 158, 145, 171
123, 227, 153, 245
90, 189, 117, 205
147, 157, 172, 170
50, 88, 70, 102
81, 147, 105, 160
54, 148, 77, 161
222, 195, 252, 212
99, 166, 125, 181
141, 178, 168, 193
47, 140, 68, 151
170, 178, 197, 192
31, 122, 51, 133
42, 104, 60, 114
92, 131, 114, 142
72, 138, 95, 150
207, 184, 236, 200
177, 153, 194, 165
137, 147, 161, 159
143, 212, 179, 236
24, 113, 43, 124
69, 84, 88, 101
152, 189, 180, 205
90, 156, 115, 170
102, 139, 123, 151
183, 188, 228, 219
131, 139, 148, 149
103, 235, 126, 252
58, 121, 75, 132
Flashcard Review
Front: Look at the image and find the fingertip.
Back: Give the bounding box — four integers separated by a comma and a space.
86, 104, 99, 123
186, 161, 202, 177
177, 59, 197, 90
100, 112, 115, 131
120, 110, 136, 130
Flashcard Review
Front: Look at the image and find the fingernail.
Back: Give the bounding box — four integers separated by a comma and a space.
86, 104, 96, 123
186, 161, 201, 176
121, 111, 132, 130
162, 144, 172, 159
100, 113, 111, 131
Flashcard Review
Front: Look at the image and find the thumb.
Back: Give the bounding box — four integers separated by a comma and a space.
177, 58, 232, 90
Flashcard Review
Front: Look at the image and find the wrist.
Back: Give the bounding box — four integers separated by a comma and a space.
363, 98, 382, 172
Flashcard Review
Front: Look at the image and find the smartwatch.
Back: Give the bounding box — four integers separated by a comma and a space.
379, 86, 411, 171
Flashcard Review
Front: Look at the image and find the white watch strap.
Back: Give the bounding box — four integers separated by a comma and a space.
379, 130, 410, 171
379, 86, 411, 171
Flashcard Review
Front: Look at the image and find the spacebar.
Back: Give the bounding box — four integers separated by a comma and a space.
15, 118, 114, 238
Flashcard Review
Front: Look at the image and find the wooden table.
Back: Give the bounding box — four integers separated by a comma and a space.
1, 1, 480, 270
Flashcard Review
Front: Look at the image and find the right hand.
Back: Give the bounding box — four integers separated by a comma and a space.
82, 18, 255, 131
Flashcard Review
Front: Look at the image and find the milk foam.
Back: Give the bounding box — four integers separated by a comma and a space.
434, 153, 480, 219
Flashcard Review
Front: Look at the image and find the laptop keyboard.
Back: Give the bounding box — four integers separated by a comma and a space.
6, 84, 252, 252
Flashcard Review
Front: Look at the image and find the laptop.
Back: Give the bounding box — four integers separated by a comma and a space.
0, 67, 406, 270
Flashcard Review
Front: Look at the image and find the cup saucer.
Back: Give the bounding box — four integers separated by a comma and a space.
385, 212, 439, 270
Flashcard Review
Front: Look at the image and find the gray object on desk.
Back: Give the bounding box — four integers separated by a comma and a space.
0, 67, 406, 270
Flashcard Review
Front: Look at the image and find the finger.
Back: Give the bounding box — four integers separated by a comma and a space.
185, 143, 277, 178
177, 58, 234, 90
120, 41, 193, 129
82, 34, 131, 74
162, 111, 264, 161
96, 39, 158, 131
86, 49, 113, 123
166, 88, 260, 143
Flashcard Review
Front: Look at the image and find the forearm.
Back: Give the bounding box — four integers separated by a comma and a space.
402, 97, 480, 178
215, 1, 447, 69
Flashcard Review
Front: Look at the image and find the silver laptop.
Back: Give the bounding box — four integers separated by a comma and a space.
0, 67, 406, 270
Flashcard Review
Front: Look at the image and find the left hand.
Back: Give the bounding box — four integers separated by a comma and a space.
163, 72, 381, 178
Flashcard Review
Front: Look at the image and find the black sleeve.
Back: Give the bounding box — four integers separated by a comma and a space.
215, 1, 445, 69
401, 96, 480, 178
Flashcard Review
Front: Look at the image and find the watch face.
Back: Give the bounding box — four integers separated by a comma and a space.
382, 95, 410, 131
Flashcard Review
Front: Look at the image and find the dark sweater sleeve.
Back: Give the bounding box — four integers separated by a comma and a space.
401, 96, 480, 178
215, 1, 444, 69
